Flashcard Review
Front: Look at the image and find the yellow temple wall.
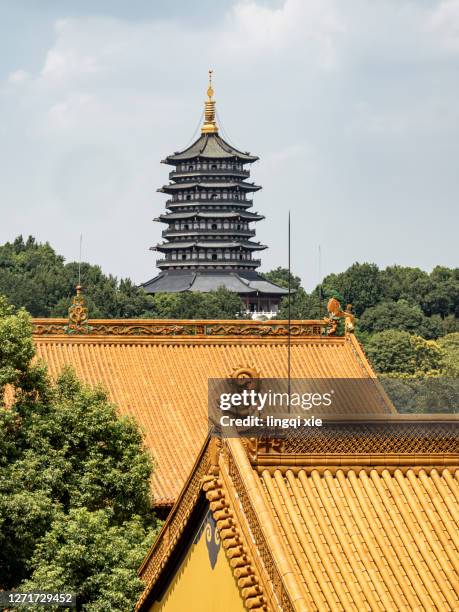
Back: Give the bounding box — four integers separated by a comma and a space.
149, 511, 245, 612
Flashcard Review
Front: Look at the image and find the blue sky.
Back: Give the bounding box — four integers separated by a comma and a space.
1, 0, 458, 289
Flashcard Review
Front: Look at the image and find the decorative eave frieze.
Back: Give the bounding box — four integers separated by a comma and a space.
32, 318, 332, 338
245, 416, 459, 471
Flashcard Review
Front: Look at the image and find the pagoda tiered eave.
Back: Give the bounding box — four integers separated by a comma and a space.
158, 181, 261, 194
154, 210, 264, 222
162, 133, 258, 164
165, 199, 254, 210
152, 240, 267, 252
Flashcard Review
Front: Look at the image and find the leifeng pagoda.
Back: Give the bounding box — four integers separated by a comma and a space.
142, 72, 288, 316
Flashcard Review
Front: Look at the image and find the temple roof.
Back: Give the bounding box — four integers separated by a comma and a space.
137, 424, 459, 611
154, 240, 266, 251
142, 270, 288, 294
163, 133, 258, 164
32, 322, 393, 507
155, 211, 264, 221
158, 180, 261, 193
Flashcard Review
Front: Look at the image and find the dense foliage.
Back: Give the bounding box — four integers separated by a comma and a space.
265, 264, 459, 390
1, 236, 458, 379
267, 263, 458, 334
0, 236, 243, 319
148, 287, 243, 319
0, 297, 160, 610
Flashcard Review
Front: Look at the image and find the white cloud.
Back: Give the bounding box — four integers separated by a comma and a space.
220, 0, 343, 68
427, 0, 459, 52
8, 69, 30, 84
0, 1, 458, 287
42, 49, 100, 81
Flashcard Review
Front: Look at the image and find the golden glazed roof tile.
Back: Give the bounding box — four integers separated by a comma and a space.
137, 431, 459, 611
257, 466, 459, 610
33, 319, 394, 506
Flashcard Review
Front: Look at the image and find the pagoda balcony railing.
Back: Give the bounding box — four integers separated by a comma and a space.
161, 228, 256, 238
169, 168, 250, 180
166, 198, 253, 208
156, 258, 261, 268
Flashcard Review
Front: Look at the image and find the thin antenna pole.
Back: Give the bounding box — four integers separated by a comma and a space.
78, 234, 83, 286
318, 244, 322, 318
288, 211, 291, 412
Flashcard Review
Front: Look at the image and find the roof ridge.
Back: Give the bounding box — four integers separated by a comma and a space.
187, 272, 198, 290
225, 439, 313, 608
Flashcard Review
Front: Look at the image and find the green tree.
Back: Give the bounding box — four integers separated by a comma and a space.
322, 263, 383, 317
359, 300, 443, 339
21, 508, 152, 612
0, 236, 155, 318
261, 267, 302, 290
0, 299, 159, 609
276, 288, 323, 319
365, 330, 443, 375
379, 266, 431, 304
438, 332, 459, 377
150, 287, 244, 319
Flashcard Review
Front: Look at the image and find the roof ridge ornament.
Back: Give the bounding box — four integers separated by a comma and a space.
64, 284, 91, 335
202, 69, 218, 134
325, 294, 355, 336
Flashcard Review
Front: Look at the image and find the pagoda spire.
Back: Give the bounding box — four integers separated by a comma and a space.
201, 69, 218, 134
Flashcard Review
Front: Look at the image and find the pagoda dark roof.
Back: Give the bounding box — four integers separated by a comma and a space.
159, 181, 261, 193
155, 211, 264, 221
154, 240, 266, 251
142, 270, 289, 295
163, 133, 258, 163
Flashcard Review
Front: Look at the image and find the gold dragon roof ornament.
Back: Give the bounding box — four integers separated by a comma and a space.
325, 296, 355, 336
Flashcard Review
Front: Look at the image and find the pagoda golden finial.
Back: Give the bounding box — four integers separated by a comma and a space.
202, 69, 218, 134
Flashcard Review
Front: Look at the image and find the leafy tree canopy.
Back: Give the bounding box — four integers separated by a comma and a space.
1, 237, 458, 375
0, 299, 160, 609
359, 300, 444, 339
261, 267, 302, 291
364, 330, 443, 375
438, 332, 459, 377
0, 236, 244, 320
321, 263, 383, 317
150, 287, 244, 319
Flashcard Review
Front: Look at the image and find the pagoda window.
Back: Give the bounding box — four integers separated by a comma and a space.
210, 193, 217, 200
186, 195, 191, 201
184, 224, 189, 230
211, 164, 217, 170
237, 224, 241, 230
211, 223, 217, 230
211, 253, 217, 261
188, 165, 193, 171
